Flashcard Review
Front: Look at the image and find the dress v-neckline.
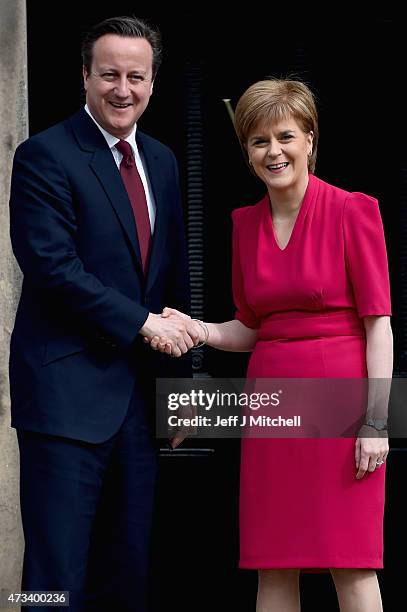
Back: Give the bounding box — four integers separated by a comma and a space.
271, 211, 301, 251
263, 174, 315, 252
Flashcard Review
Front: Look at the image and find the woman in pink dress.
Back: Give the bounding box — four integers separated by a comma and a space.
152, 79, 393, 611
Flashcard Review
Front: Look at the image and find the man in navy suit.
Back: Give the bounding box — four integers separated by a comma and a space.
9, 16, 197, 611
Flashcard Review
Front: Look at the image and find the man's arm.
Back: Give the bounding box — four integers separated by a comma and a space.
10, 137, 195, 349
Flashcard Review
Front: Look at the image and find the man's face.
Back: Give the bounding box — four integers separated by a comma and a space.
83, 34, 154, 139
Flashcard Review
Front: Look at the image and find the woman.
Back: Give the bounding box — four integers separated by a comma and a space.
151, 79, 393, 611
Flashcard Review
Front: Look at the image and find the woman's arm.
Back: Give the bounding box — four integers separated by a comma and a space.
148, 308, 257, 356
364, 315, 393, 378
204, 319, 257, 352
355, 315, 393, 479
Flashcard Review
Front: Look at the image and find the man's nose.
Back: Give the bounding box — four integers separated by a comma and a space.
114, 76, 131, 97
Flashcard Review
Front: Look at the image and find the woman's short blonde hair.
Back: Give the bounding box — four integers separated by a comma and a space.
234, 78, 319, 173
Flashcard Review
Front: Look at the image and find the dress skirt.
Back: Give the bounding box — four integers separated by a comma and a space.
239, 311, 385, 569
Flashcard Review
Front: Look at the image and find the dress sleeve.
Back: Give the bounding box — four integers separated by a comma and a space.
343, 192, 391, 318
232, 210, 260, 329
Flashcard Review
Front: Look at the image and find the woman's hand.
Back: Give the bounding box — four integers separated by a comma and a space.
355, 426, 389, 479
143, 308, 204, 357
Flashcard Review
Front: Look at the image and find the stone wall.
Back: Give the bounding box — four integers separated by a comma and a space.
0, 0, 28, 602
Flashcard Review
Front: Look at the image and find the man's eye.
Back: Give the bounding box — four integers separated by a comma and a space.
280, 135, 293, 140
102, 73, 116, 81
128, 75, 144, 82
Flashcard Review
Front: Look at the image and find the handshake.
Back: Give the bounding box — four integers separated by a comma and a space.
141, 307, 208, 357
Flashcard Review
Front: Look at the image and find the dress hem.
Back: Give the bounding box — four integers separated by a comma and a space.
239, 559, 383, 570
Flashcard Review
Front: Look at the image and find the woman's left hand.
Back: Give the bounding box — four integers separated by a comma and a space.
355, 428, 389, 479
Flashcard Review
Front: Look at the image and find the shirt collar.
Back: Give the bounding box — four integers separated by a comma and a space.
84, 104, 138, 154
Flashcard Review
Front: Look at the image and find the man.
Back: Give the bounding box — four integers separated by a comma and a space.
9, 15, 196, 611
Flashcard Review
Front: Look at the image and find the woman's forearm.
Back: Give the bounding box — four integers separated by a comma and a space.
364, 315, 393, 422
365, 316, 393, 378
205, 319, 257, 352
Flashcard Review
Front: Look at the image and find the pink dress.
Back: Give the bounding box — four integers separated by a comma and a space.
232, 174, 391, 569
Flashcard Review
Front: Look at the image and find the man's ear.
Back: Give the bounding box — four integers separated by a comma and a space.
82, 66, 89, 92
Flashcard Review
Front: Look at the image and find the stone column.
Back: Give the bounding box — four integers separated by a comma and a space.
0, 0, 28, 599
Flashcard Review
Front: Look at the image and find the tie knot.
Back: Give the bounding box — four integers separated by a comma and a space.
116, 140, 134, 167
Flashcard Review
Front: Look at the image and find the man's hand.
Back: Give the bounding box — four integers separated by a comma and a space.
168, 402, 198, 448
140, 311, 200, 357
144, 308, 206, 357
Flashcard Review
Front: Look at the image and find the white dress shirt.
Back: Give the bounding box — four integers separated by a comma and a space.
84, 104, 156, 232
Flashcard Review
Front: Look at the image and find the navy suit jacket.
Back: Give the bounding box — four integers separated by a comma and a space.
9, 108, 190, 443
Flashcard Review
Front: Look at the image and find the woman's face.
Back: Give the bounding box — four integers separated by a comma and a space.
246, 116, 313, 194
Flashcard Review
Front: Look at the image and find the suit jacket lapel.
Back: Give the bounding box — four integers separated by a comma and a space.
137, 132, 168, 293
69, 109, 144, 275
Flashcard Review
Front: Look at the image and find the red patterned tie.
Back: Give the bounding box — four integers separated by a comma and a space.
116, 139, 151, 272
